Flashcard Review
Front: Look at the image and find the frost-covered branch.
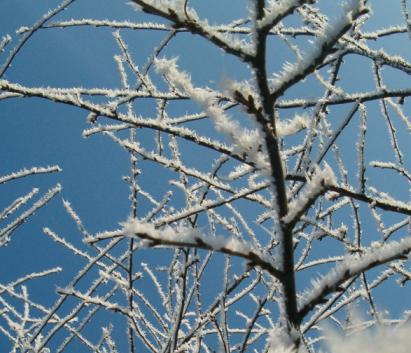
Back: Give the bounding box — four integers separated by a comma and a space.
0, 184, 61, 246
275, 87, 411, 109
2, 0, 411, 352
0, 165, 61, 184
129, 0, 254, 61
299, 238, 411, 320
0, 0, 76, 78
257, 0, 314, 33
283, 164, 336, 226
90, 219, 283, 279
272, 2, 368, 99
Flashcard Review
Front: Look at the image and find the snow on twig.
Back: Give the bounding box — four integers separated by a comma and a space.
299, 237, 411, 319
121, 218, 282, 278
0, 184, 62, 246
271, 0, 368, 98
130, 0, 254, 59
0, 189, 39, 221
0, 34, 11, 54
0, 0, 76, 78
277, 114, 309, 137
257, 0, 313, 32
0, 165, 61, 184
155, 57, 269, 170
283, 164, 336, 226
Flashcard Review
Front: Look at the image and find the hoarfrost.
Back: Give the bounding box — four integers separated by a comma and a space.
325, 324, 411, 353
283, 163, 336, 224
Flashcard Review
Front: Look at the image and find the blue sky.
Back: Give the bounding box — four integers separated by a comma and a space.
1, 1, 410, 352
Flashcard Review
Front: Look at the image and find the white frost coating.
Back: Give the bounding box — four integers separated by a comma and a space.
268, 321, 411, 353
267, 325, 304, 353
16, 26, 30, 35
220, 76, 258, 106
0, 34, 11, 53
127, 1, 143, 11
370, 161, 398, 169
111, 137, 232, 191
386, 98, 411, 131
0, 80, 119, 117
122, 218, 276, 267
0, 79, 164, 100
277, 114, 309, 136
48, 18, 172, 31
155, 57, 269, 169
346, 40, 411, 74
123, 217, 241, 251
0, 165, 61, 184
60, 288, 129, 316
369, 161, 411, 183
283, 164, 336, 224
0, 188, 39, 221
33, 335, 50, 353
62, 200, 82, 226
300, 236, 411, 310
257, 0, 301, 30
227, 164, 253, 180
325, 324, 411, 353
128, 0, 197, 20
130, 0, 184, 10
133, 2, 252, 56
0, 184, 62, 246
271, 0, 365, 92
199, 18, 254, 55
367, 186, 411, 212
99, 269, 130, 289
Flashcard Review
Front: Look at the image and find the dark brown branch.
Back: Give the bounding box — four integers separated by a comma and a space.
253, 0, 299, 339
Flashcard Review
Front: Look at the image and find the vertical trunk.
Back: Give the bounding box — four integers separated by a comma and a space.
253, 0, 299, 346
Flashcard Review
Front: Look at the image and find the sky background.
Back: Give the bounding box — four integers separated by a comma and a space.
0, 1, 410, 352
